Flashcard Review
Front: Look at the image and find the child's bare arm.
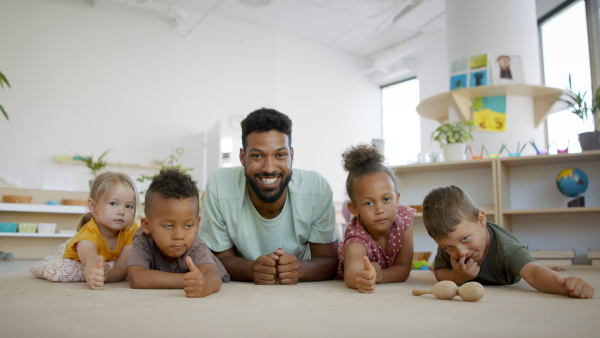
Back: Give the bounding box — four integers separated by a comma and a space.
343, 243, 375, 292
77, 240, 106, 290
184, 256, 223, 297
128, 265, 186, 289
379, 226, 413, 283
105, 244, 132, 283
520, 262, 595, 299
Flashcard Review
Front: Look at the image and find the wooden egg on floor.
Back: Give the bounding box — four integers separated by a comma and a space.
412, 280, 458, 300
458, 282, 485, 302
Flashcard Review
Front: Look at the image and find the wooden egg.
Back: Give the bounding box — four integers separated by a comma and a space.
412, 280, 458, 300
458, 282, 485, 302
432, 280, 459, 299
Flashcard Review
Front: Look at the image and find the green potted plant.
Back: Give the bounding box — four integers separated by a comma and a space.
75, 149, 111, 178
431, 120, 475, 161
556, 74, 600, 150
1, 71, 10, 121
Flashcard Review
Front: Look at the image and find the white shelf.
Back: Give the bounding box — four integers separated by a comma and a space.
416, 84, 564, 126
0, 203, 86, 214
0, 232, 74, 238
503, 207, 600, 215
54, 158, 161, 170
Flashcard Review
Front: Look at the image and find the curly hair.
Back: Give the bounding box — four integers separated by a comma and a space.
422, 185, 479, 239
241, 108, 292, 149
341, 143, 397, 202
144, 168, 199, 215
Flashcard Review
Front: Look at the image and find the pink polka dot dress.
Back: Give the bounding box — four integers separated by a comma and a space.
337, 204, 415, 279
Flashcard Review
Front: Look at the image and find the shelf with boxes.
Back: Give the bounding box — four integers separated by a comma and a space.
391, 150, 600, 264
0, 188, 88, 259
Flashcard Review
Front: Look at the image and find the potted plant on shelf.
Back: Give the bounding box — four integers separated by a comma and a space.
431, 120, 475, 161
75, 149, 111, 180
556, 74, 600, 150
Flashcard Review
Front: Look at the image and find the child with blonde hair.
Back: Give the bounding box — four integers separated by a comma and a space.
30, 172, 139, 290
337, 143, 415, 293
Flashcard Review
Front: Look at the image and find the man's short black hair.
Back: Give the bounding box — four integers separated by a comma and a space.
144, 168, 199, 215
241, 108, 292, 149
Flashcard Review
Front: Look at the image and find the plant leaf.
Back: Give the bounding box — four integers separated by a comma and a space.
0, 105, 8, 120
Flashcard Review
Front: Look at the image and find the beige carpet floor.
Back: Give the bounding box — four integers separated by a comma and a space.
1, 260, 598, 337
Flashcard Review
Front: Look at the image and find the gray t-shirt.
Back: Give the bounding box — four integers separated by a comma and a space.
128, 228, 230, 282
434, 222, 534, 285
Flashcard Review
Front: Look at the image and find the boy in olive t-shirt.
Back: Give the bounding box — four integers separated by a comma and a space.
422, 185, 594, 299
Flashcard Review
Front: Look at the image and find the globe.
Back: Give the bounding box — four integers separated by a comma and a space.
556, 168, 588, 197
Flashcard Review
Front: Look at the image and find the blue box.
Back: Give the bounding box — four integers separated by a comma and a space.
0, 222, 18, 232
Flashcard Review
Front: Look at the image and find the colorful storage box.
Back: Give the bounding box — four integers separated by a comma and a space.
0, 222, 18, 232
38, 223, 57, 234
18, 222, 37, 233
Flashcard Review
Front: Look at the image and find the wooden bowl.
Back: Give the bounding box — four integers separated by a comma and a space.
62, 199, 87, 206
2, 195, 33, 204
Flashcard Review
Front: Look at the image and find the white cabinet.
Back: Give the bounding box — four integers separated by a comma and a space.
391, 150, 600, 264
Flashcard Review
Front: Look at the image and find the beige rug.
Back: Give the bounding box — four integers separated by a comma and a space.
1, 261, 598, 337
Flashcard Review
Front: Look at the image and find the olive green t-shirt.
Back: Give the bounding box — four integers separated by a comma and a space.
434, 222, 535, 285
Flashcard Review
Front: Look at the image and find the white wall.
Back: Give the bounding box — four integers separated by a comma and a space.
0, 0, 381, 202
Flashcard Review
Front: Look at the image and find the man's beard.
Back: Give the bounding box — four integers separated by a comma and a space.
246, 170, 292, 203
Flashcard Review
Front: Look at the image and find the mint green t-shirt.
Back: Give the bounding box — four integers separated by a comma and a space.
199, 167, 337, 261
434, 222, 535, 285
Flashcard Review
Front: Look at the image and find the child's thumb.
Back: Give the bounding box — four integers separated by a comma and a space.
186, 256, 199, 272
362, 256, 374, 271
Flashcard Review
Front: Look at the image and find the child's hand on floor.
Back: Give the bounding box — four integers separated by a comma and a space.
356, 256, 376, 293
86, 256, 106, 290
184, 256, 206, 298
553, 273, 595, 299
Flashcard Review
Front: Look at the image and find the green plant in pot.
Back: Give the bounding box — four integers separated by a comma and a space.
75, 149, 111, 179
556, 74, 600, 151
431, 120, 475, 161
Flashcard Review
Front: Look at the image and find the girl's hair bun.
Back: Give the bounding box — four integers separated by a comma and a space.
342, 143, 384, 173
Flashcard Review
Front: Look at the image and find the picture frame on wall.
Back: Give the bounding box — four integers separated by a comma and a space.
490, 54, 524, 84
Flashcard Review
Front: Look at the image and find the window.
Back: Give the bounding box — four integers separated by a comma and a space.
540, 0, 592, 153
381, 78, 421, 165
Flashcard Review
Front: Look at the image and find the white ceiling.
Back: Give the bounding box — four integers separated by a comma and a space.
89, 0, 564, 81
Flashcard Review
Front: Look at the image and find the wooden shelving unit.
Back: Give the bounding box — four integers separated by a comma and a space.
392, 150, 600, 264
416, 84, 564, 126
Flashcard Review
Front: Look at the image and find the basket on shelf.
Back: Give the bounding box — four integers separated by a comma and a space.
38, 223, 57, 234
2, 195, 33, 204
0, 222, 18, 232
61, 199, 87, 206
18, 222, 37, 233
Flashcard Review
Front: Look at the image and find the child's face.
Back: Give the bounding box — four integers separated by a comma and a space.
141, 197, 199, 262
434, 211, 489, 264
348, 172, 400, 236
89, 183, 135, 232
